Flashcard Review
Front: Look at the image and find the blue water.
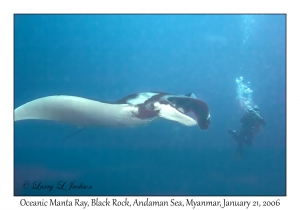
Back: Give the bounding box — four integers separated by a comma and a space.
14, 14, 286, 196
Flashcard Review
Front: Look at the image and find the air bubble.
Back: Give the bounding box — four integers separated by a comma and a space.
236, 77, 254, 111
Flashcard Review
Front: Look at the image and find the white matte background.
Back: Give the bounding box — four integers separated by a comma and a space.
0, 0, 296, 209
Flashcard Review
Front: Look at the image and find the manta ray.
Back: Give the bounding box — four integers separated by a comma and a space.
14, 92, 210, 130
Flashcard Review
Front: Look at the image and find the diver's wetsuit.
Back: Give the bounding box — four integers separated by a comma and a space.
238, 108, 266, 146
228, 106, 266, 156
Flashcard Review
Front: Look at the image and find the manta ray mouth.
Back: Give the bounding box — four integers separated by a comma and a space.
183, 112, 197, 121
160, 101, 197, 125
164, 96, 210, 130
172, 106, 198, 123
165, 97, 187, 113
169, 104, 196, 121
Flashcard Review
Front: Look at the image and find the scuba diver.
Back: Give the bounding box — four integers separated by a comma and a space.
228, 105, 266, 157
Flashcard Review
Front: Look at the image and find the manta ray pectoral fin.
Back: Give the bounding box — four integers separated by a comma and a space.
165, 96, 210, 130
14, 96, 137, 127
153, 102, 197, 126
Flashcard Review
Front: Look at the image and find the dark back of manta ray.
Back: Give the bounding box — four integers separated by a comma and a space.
168, 97, 210, 130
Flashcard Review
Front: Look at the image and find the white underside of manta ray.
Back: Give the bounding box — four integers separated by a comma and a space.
14, 92, 211, 130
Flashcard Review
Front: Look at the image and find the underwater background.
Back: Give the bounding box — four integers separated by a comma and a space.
14, 14, 286, 196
